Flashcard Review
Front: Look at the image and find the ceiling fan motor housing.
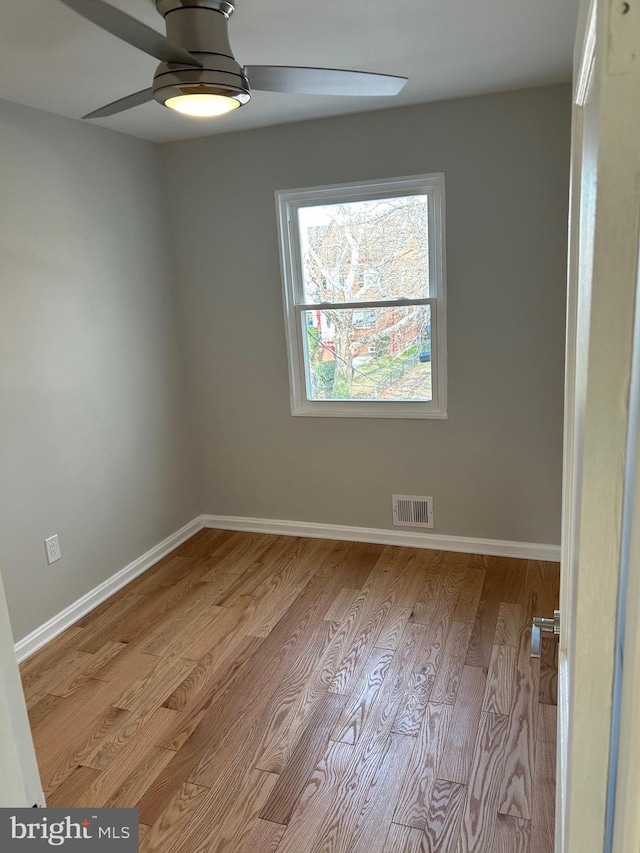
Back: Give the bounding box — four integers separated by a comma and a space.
153, 0, 250, 109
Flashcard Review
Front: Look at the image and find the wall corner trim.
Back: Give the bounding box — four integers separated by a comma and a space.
14, 512, 560, 663
202, 514, 561, 562
13, 517, 205, 663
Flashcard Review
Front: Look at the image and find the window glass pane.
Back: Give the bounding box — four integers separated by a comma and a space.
304, 305, 432, 402
298, 195, 429, 304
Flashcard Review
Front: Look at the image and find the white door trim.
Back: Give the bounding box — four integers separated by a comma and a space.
610, 236, 640, 853
0, 573, 44, 807
560, 1, 640, 850
556, 1, 596, 845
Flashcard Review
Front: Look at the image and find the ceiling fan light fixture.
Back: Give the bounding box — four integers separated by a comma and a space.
155, 80, 250, 118
165, 93, 240, 117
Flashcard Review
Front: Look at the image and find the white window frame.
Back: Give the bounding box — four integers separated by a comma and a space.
275, 173, 447, 419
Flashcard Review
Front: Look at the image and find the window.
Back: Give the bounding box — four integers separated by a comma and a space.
276, 173, 447, 418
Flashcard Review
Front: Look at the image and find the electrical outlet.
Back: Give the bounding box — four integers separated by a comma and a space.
44, 535, 61, 564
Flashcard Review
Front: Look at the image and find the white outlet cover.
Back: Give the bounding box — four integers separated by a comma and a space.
44, 535, 61, 564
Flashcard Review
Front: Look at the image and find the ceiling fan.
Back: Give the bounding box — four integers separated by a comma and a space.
58, 0, 409, 120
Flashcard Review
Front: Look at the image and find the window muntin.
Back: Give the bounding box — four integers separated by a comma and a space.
276, 174, 446, 418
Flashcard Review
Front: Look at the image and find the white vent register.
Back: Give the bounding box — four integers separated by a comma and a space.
392, 495, 434, 528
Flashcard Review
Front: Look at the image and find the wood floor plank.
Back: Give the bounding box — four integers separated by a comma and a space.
423, 779, 467, 853
456, 711, 510, 853
112, 655, 197, 714
312, 539, 383, 589
75, 592, 149, 654
180, 594, 256, 662
271, 740, 354, 853
200, 532, 280, 585
114, 564, 218, 646
331, 647, 394, 746
24, 649, 96, 706
324, 587, 362, 622
313, 539, 364, 580
85, 646, 159, 684
383, 823, 424, 852
350, 732, 416, 853
27, 694, 66, 732
48, 642, 127, 700
33, 654, 159, 793
245, 542, 329, 638
482, 644, 517, 715
38, 704, 131, 796
162, 633, 261, 715
430, 621, 473, 705
260, 692, 348, 824
21, 627, 84, 675
103, 746, 176, 809
256, 572, 394, 775
84, 658, 196, 772
393, 702, 453, 829
327, 568, 403, 696
393, 560, 469, 734
530, 704, 556, 853
494, 814, 531, 853
427, 554, 470, 636
174, 527, 227, 558
46, 766, 102, 808
229, 818, 286, 853
393, 549, 432, 609
521, 561, 560, 621
376, 606, 412, 651
69, 707, 178, 808
410, 550, 446, 626
466, 563, 507, 668
499, 558, 529, 604
251, 619, 340, 774
451, 568, 486, 622
187, 768, 280, 853
280, 623, 427, 853
391, 669, 435, 737
139, 782, 210, 853
138, 588, 224, 657
438, 666, 488, 785
495, 603, 523, 647
498, 623, 540, 821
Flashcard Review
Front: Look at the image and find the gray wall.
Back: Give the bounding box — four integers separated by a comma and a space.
0, 100, 198, 642
161, 84, 570, 545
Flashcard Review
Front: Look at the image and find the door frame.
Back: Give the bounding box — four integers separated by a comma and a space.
0, 571, 45, 807
559, 0, 640, 851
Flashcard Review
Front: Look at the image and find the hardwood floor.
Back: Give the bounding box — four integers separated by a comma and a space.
20, 529, 559, 852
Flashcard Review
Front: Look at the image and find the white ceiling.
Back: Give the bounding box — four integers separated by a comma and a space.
1, 0, 580, 143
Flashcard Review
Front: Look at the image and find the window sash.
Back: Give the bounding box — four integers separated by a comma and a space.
288, 190, 439, 307
297, 300, 438, 404
275, 173, 447, 419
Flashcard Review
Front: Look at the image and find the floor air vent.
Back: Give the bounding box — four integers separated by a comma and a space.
392, 495, 434, 528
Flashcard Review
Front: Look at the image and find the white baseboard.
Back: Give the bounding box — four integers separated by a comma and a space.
14, 517, 204, 663
202, 514, 561, 563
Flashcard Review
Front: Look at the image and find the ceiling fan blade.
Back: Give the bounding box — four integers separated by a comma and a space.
83, 87, 155, 119
244, 66, 408, 97
58, 0, 202, 67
